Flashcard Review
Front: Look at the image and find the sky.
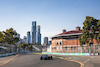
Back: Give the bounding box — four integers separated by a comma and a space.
0, 0, 100, 44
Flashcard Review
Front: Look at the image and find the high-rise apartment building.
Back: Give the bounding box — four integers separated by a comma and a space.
44, 37, 48, 45
27, 31, 31, 44
32, 21, 36, 44
37, 25, 41, 45
23, 36, 27, 43
30, 35, 31, 43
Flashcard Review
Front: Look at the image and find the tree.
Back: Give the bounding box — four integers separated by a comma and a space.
0, 32, 3, 38
95, 20, 100, 44
20, 43, 28, 50
79, 34, 87, 46
2, 28, 19, 44
79, 16, 98, 45
19, 43, 33, 51
0, 31, 5, 43
0, 32, 3, 43
79, 16, 100, 54
28, 45, 33, 51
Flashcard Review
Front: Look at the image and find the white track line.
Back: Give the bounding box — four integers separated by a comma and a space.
83, 59, 90, 63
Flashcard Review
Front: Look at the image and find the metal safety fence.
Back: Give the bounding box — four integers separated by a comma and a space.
45, 44, 100, 55
78, 45, 100, 55
0, 52, 20, 58
0, 43, 21, 54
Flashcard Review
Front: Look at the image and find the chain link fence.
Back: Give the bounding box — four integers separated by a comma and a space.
80, 45, 100, 55
0, 43, 20, 54
48, 44, 100, 55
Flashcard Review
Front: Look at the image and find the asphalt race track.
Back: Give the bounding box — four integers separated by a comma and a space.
0, 53, 80, 67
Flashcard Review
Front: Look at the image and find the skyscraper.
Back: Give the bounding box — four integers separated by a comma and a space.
32, 21, 36, 44
44, 37, 48, 45
40, 34, 41, 44
27, 31, 30, 44
30, 35, 32, 43
23, 36, 27, 43
37, 25, 41, 45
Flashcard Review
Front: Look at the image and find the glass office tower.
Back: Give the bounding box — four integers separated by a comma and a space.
27, 31, 30, 44
37, 25, 41, 45
32, 21, 36, 44
44, 37, 48, 45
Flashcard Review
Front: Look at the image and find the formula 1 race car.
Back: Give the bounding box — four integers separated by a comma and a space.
40, 55, 52, 60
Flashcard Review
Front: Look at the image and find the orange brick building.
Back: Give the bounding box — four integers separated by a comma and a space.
51, 26, 98, 53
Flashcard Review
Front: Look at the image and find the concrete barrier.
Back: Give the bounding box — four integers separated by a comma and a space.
42, 52, 90, 56
0, 52, 20, 58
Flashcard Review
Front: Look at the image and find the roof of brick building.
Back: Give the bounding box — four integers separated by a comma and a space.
58, 30, 82, 35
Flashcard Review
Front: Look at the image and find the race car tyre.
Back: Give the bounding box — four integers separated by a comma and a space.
40, 57, 42, 60
51, 56, 52, 59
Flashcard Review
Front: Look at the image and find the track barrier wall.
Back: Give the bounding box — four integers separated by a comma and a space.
0, 52, 19, 58
0, 51, 42, 58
